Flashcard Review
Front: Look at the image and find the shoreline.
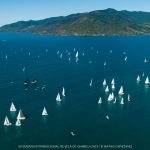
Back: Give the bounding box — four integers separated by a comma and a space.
0, 31, 150, 37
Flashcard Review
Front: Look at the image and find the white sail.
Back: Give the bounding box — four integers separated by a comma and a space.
10, 102, 16, 112
111, 78, 115, 85
145, 76, 149, 84
105, 86, 109, 92
62, 87, 65, 96
111, 93, 114, 99
112, 84, 115, 89
4, 116, 12, 126
90, 79, 93, 87
57, 50, 59, 55
75, 51, 79, 58
136, 75, 140, 81
15, 119, 21, 126
108, 93, 114, 101
22, 67, 26, 72
104, 61, 107, 66
144, 58, 148, 63
120, 98, 124, 105
59, 53, 62, 58
125, 56, 127, 61
103, 79, 107, 86
98, 97, 102, 104
5, 54, 8, 60
56, 93, 61, 101
128, 94, 131, 101
42, 107, 48, 116
17, 109, 26, 120
118, 86, 124, 95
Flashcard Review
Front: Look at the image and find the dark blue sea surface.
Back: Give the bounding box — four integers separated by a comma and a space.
0, 33, 150, 150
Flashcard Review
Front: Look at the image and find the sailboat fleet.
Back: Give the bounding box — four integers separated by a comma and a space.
98, 78, 132, 106
4, 102, 26, 126
2, 46, 150, 127
4, 86, 67, 126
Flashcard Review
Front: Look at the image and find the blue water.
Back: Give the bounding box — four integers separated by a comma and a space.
0, 33, 150, 150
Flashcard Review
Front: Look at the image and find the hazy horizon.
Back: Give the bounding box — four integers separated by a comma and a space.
0, 0, 150, 26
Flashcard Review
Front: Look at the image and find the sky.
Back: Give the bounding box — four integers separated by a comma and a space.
0, 0, 150, 26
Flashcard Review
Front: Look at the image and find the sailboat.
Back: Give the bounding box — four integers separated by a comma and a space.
128, 94, 131, 101
90, 79, 93, 87
105, 86, 109, 92
103, 79, 107, 86
10, 102, 16, 112
136, 75, 140, 82
56, 93, 61, 101
15, 119, 21, 126
111, 78, 115, 85
112, 84, 115, 89
4, 116, 12, 126
104, 61, 107, 66
60, 53, 62, 58
5, 54, 8, 60
118, 86, 124, 95
144, 58, 148, 63
120, 98, 124, 105
75, 51, 79, 58
62, 87, 65, 96
22, 67, 26, 72
57, 50, 60, 55
17, 109, 26, 120
108, 93, 114, 101
145, 76, 149, 84
98, 97, 102, 104
42, 107, 48, 116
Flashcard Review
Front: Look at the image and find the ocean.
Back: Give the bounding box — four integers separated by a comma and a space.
0, 33, 150, 150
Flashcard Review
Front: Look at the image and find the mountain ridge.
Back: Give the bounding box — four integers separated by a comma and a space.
0, 8, 150, 36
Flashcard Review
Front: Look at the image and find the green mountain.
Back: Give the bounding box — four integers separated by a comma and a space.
0, 8, 150, 35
